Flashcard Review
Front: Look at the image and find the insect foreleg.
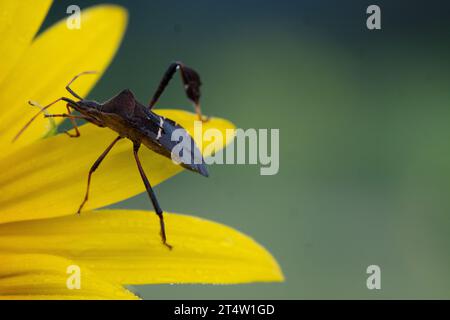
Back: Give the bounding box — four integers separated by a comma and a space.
64, 105, 80, 137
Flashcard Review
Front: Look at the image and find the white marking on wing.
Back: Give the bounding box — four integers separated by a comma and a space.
156, 116, 164, 140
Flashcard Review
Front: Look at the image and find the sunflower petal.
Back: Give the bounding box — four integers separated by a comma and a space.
0, 0, 52, 85
0, 254, 138, 299
0, 111, 235, 223
0, 210, 284, 285
0, 5, 128, 153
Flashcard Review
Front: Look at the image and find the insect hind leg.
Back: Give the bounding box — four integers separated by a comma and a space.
148, 61, 208, 122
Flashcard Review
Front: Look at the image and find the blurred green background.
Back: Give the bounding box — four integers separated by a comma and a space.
45, 0, 450, 299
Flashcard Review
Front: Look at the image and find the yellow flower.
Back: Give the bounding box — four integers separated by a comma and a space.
0, 1, 283, 299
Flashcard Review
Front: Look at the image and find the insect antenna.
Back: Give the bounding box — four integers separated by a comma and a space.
12, 97, 77, 142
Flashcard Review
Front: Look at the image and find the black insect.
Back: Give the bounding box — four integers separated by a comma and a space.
14, 62, 209, 249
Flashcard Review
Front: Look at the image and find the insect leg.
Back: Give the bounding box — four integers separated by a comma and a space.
148, 61, 207, 121
133, 143, 173, 250
43, 109, 94, 137
63, 105, 80, 137
65, 71, 98, 100
77, 136, 122, 214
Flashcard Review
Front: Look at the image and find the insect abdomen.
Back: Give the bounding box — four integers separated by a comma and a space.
140, 112, 208, 177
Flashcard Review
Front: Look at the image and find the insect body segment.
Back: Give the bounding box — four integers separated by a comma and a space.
93, 89, 209, 177
14, 62, 208, 249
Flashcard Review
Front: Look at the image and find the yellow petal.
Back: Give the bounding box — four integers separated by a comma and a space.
0, 110, 235, 223
0, 5, 128, 154
0, 0, 52, 85
0, 210, 284, 285
0, 254, 138, 299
